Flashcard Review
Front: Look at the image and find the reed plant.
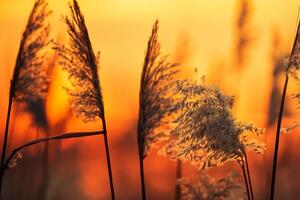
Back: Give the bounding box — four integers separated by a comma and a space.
0, 1, 105, 199
0, 0, 51, 196
270, 18, 300, 200
137, 20, 180, 200
54, 0, 115, 199
1, 1, 299, 199
158, 77, 265, 200
178, 172, 241, 200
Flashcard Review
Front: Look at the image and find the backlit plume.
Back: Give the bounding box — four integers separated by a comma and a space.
12, 0, 51, 102
160, 77, 265, 169
288, 20, 300, 71
137, 20, 180, 158
178, 172, 241, 200
54, 0, 104, 122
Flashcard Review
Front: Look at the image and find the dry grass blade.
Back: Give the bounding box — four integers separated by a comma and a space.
12, 0, 52, 101
4, 131, 104, 171
138, 20, 180, 158
159, 78, 265, 169
178, 172, 241, 200
54, 0, 104, 122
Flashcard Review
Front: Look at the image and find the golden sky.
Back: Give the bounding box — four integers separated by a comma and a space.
0, 0, 298, 131
0, 0, 299, 199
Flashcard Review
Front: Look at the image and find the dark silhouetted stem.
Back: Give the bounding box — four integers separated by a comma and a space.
0, 130, 103, 200
0, 170, 4, 200
244, 153, 254, 200
139, 153, 146, 200
270, 73, 289, 200
0, 89, 13, 199
39, 128, 49, 200
175, 160, 182, 200
270, 18, 299, 199
4, 131, 104, 169
102, 118, 115, 200
1, 93, 13, 167
239, 160, 251, 200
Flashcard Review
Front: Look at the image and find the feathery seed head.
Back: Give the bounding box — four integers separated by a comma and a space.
12, 0, 52, 102
137, 20, 180, 158
178, 172, 241, 200
289, 20, 300, 71
159, 78, 265, 169
54, 0, 104, 122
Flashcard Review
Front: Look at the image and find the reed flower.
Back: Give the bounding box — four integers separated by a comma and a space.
178, 172, 241, 200
289, 21, 300, 71
137, 20, 180, 158
24, 54, 57, 131
160, 78, 265, 169
234, 0, 254, 70
54, 0, 104, 122
12, 0, 51, 102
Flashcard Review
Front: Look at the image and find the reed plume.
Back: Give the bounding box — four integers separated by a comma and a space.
160, 78, 265, 169
54, 0, 115, 199
0, 0, 51, 197
137, 20, 180, 200
270, 17, 300, 200
234, 0, 254, 70
159, 76, 264, 200
178, 172, 241, 200
54, 2, 104, 123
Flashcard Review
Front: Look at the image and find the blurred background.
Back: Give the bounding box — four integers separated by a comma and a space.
0, 0, 299, 199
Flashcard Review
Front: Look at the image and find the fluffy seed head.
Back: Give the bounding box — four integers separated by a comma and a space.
137, 20, 180, 158
178, 172, 241, 200
54, 0, 104, 122
12, 0, 52, 102
160, 78, 265, 169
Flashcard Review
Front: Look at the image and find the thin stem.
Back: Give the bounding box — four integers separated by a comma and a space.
0, 130, 102, 200
0, 88, 13, 199
39, 128, 49, 200
270, 73, 289, 200
1, 92, 13, 167
239, 160, 251, 200
4, 131, 104, 170
270, 17, 299, 199
175, 160, 182, 200
102, 118, 115, 200
244, 152, 254, 200
139, 153, 146, 200
0, 170, 3, 200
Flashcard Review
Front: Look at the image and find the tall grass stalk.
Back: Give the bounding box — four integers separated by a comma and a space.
244, 153, 254, 200
239, 159, 251, 200
137, 20, 180, 200
102, 117, 115, 200
54, 0, 115, 198
175, 160, 182, 200
138, 153, 146, 200
270, 18, 300, 200
0, 95, 12, 198
0, 0, 51, 197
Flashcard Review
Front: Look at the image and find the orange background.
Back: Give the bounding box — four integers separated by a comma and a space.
0, 0, 299, 199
